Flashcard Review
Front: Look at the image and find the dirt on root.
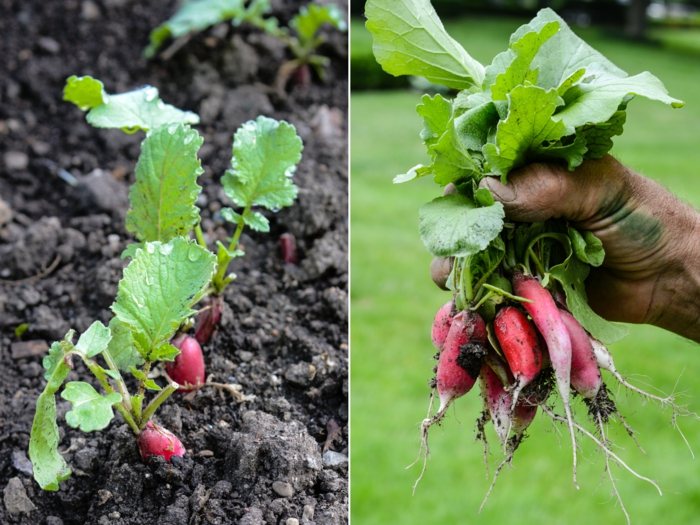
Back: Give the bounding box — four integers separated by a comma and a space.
0, 1, 348, 524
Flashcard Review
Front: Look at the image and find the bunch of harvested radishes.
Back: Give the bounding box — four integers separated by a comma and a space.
419, 262, 683, 516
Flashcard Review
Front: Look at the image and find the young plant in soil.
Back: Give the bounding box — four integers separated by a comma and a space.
366, 1, 690, 520
275, 3, 347, 90
65, 76, 303, 345
144, 0, 282, 59
143, 0, 346, 90
29, 238, 216, 491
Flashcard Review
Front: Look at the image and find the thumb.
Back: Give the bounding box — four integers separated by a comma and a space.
478, 157, 626, 223
479, 163, 583, 222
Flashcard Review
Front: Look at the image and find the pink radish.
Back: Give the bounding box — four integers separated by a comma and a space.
431, 300, 454, 349
480, 364, 512, 445
559, 309, 601, 400
195, 295, 223, 345
138, 421, 186, 461
493, 306, 543, 410
479, 363, 538, 511
167, 334, 205, 391
435, 310, 486, 413
279, 233, 298, 264
413, 310, 486, 492
512, 272, 578, 487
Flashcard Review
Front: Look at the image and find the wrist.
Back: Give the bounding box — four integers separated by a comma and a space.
648, 207, 700, 341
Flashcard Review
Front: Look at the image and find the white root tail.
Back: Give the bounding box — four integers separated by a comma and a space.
540, 405, 662, 496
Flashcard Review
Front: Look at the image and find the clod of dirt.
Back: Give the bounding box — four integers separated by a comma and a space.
3, 477, 36, 515
322, 450, 348, 468
0, 216, 62, 278
456, 343, 487, 379
221, 86, 274, 129
76, 169, 129, 218
0, 197, 12, 225
225, 411, 323, 494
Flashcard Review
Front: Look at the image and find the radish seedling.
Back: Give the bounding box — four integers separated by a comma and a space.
144, 0, 346, 91
366, 0, 689, 514
29, 238, 216, 491
66, 76, 303, 342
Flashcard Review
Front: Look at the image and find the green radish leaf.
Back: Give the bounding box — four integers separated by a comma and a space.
42, 336, 73, 381
489, 21, 559, 100
483, 85, 571, 180
221, 207, 244, 226
242, 210, 270, 232
111, 239, 216, 357
105, 318, 144, 370
221, 116, 303, 212
431, 121, 481, 186
63, 76, 106, 110
417, 94, 452, 149
149, 342, 180, 362
30, 334, 74, 491
145, 0, 280, 58
146, 0, 245, 58
569, 227, 604, 267
365, 0, 484, 90
75, 321, 111, 358
419, 194, 504, 257
577, 110, 627, 159
60, 382, 121, 432
557, 69, 683, 131
125, 124, 204, 242
64, 75, 199, 133
393, 164, 431, 184
290, 3, 346, 44
454, 100, 500, 152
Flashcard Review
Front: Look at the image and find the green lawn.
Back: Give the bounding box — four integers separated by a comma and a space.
351, 16, 700, 525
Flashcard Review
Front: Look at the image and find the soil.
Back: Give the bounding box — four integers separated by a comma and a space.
0, 1, 348, 524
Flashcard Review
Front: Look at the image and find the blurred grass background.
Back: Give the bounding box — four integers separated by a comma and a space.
350, 13, 700, 525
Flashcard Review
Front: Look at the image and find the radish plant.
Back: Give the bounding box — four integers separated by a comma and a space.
29, 238, 216, 491
366, 0, 689, 517
65, 75, 303, 343
144, 0, 346, 90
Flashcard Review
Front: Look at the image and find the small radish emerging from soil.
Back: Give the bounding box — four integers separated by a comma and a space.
431, 300, 454, 349
195, 296, 223, 345
138, 421, 186, 461
279, 233, 299, 264
493, 306, 543, 411
512, 272, 578, 486
167, 334, 205, 391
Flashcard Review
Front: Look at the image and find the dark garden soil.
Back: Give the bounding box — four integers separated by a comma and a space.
0, 0, 348, 523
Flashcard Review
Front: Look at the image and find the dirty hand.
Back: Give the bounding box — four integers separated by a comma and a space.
431, 155, 700, 342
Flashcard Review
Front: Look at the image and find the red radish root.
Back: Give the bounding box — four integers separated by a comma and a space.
512, 272, 579, 487
138, 421, 186, 461
559, 309, 601, 400
279, 233, 298, 264
167, 335, 206, 391
493, 305, 543, 417
413, 310, 486, 491
195, 295, 223, 345
432, 300, 455, 350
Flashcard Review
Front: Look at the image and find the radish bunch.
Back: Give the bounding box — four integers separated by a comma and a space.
418, 260, 682, 519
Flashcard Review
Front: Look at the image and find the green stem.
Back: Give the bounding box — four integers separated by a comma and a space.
101, 351, 131, 411
139, 383, 178, 430
461, 257, 474, 303
136, 361, 152, 403
470, 290, 494, 311
194, 224, 207, 249
482, 283, 533, 304
82, 357, 140, 435
212, 206, 250, 293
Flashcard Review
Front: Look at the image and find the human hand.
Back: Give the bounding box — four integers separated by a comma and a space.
431, 155, 700, 341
